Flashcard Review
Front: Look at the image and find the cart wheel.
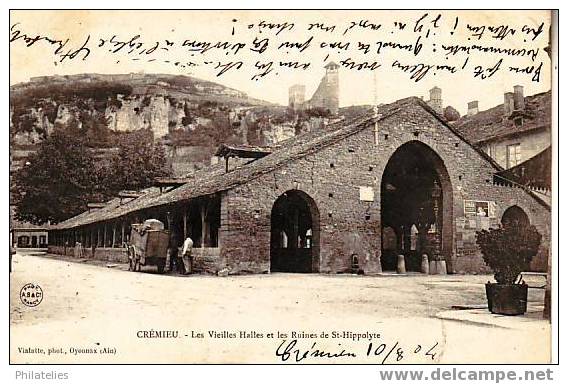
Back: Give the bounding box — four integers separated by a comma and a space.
157, 263, 165, 274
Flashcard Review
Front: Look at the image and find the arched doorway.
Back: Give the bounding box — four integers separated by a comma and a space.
381, 141, 453, 272
270, 190, 320, 273
501, 205, 530, 228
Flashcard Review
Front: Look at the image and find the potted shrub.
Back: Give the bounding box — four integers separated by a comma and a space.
476, 224, 541, 315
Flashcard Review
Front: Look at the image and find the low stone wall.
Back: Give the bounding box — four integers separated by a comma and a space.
48, 245, 128, 263
48, 245, 74, 257
95, 248, 129, 263
453, 252, 491, 275
191, 248, 222, 274
453, 244, 548, 274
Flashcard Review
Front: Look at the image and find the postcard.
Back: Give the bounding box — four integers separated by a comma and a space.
9, 9, 555, 365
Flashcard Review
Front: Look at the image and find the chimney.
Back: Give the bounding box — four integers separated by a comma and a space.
513, 85, 525, 111
467, 101, 479, 116
504, 92, 515, 116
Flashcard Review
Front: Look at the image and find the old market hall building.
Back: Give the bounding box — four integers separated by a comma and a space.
48, 96, 551, 275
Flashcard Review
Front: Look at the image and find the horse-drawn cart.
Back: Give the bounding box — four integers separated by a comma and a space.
127, 219, 170, 273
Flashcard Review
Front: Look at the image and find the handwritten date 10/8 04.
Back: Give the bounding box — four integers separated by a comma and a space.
366, 341, 439, 364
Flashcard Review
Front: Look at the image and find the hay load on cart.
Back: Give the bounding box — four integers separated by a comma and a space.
127, 219, 170, 273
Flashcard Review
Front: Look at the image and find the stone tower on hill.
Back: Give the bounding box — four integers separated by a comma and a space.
288, 84, 306, 111
307, 62, 340, 114
426, 86, 443, 115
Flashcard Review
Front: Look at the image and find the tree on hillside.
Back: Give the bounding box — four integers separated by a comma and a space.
105, 129, 172, 192
12, 127, 105, 225
12, 126, 173, 225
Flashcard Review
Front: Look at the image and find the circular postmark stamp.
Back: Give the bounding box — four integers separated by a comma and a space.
20, 283, 43, 307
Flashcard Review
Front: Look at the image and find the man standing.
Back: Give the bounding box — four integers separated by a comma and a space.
181, 236, 193, 275
168, 232, 179, 273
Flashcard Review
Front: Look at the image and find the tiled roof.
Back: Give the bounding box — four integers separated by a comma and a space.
453, 91, 551, 144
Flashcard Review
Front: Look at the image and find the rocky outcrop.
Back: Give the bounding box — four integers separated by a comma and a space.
9, 73, 271, 144
105, 95, 171, 138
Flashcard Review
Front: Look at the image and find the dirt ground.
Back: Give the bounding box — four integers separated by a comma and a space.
10, 250, 551, 364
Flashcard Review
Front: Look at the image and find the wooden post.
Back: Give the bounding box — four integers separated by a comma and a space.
121, 221, 126, 247
112, 222, 117, 248
544, 249, 551, 320
183, 209, 188, 240
103, 223, 107, 248
201, 202, 208, 247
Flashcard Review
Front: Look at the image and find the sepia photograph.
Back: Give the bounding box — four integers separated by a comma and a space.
8, 8, 557, 368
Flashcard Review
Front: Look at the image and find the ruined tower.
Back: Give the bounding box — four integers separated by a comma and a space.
288, 84, 306, 111
307, 62, 340, 115
426, 86, 443, 115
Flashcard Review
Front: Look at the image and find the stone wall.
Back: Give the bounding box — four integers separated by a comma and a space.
48, 245, 128, 263
219, 102, 550, 275
191, 248, 223, 274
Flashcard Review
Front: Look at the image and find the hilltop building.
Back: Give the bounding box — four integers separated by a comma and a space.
307, 62, 340, 114
426, 86, 443, 115
288, 84, 306, 111
288, 62, 340, 115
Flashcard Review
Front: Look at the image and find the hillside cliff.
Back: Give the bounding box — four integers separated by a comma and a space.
10, 73, 341, 176
10, 73, 269, 144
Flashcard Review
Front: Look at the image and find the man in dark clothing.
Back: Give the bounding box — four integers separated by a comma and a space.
168, 232, 180, 273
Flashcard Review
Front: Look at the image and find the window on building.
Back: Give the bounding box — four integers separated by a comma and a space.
506, 143, 522, 168
18, 236, 30, 248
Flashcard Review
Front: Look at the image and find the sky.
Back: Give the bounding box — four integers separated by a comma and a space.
9, 10, 553, 115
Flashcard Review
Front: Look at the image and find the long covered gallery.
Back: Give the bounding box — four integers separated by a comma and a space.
49, 97, 551, 275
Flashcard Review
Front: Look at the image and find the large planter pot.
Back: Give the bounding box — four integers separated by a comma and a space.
485, 283, 528, 315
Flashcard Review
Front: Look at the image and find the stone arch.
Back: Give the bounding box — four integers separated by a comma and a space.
380, 140, 454, 272
501, 205, 530, 228
270, 189, 320, 273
